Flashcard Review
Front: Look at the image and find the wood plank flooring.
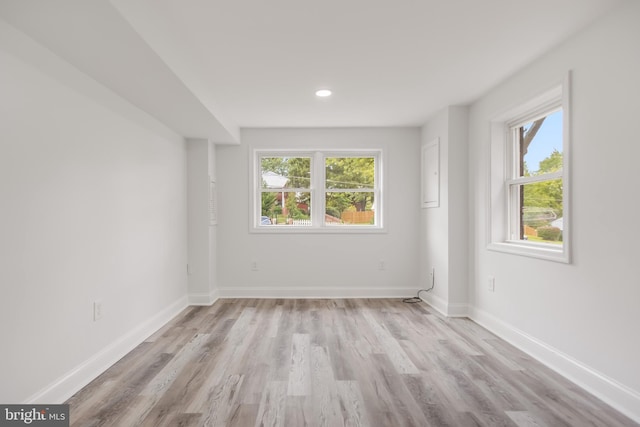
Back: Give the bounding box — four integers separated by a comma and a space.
66, 299, 637, 426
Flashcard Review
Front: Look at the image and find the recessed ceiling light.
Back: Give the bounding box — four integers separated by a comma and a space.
315, 89, 332, 97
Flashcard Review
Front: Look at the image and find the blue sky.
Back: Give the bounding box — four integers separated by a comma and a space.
524, 109, 562, 173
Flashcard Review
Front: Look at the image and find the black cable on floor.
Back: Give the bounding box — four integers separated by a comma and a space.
402, 289, 430, 303
403, 270, 435, 303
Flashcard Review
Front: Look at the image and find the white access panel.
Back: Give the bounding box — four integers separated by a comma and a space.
422, 138, 440, 208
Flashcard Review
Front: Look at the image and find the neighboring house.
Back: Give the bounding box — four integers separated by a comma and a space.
551, 217, 564, 230
262, 171, 288, 189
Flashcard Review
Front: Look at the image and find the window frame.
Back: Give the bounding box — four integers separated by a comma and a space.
251, 149, 384, 233
488, 73, 571, 263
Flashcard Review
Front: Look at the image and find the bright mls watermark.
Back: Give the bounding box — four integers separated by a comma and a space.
0, 405, 68, 426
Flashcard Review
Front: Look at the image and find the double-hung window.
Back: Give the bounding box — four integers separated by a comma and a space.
253, 150, 383, 232
489, 74, 570, 262
507, 109, 563, 244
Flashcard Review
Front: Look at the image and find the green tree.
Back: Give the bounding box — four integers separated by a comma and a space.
538, 149, 562, 174
325, 157, 374, 215
326, 157, 374, 189
261, 157, 288, 176
285, 192, 303, 219
326, 192, 352, 218
287, 158, 311, 207
261, 191, 277, 216
287, 157, 311, 188
523, 149, 563, 222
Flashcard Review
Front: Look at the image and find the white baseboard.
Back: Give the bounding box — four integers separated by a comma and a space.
420, 292, 447, 315
468, 306, 640, 424
188, 289, 220, 306
447, 302, 469, 317
420, 293, 468, 317
25, 296, 189, 404
217, 287, 416, 299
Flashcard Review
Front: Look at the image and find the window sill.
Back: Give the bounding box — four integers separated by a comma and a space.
250, 225, 387, 234
487, 241, 569, 263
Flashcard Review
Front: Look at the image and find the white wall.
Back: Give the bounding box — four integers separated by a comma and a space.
186, 139, 218, 304
420, 109, 450, 309
467, 0, 640, 420
216, 127, 421, 297
208, 142, 218, 301
447, 107, 469, 309
0, 30, 188, 403
420, 106, 469, 316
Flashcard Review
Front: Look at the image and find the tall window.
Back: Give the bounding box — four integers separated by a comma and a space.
489, 75, 570, 262
508, 109, 563, 245
253, 150, 382, 232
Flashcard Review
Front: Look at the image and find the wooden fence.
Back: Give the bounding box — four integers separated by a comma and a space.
524, 225, 538, 237
341, 211, 374, 224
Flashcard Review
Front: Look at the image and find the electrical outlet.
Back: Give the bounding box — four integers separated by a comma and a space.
93, 301, 103, 321
378, 260, 385, 270
251, 261, 258, 271
488, 276, 495, 292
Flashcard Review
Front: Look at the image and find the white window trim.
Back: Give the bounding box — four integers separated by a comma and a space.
251, 148, 385, 233
487, 72, 571, 263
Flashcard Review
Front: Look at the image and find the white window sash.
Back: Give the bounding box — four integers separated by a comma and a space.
253, 149, 383, 232
506, 171, 563, 186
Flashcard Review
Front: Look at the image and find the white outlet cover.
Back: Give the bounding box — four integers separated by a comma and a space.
93, 301, 103, 321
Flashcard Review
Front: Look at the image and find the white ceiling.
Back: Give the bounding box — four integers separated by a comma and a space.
0, 0, 624, 140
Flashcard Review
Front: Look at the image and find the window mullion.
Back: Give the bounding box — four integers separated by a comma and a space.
312, 152, 324, 228
325, 188, 372, 193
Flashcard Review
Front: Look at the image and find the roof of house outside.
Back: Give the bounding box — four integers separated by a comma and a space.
551, 217, 563, 230
262, 171, 288, 189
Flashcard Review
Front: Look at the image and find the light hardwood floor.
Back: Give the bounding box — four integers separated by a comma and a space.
66, 299, 637, 426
